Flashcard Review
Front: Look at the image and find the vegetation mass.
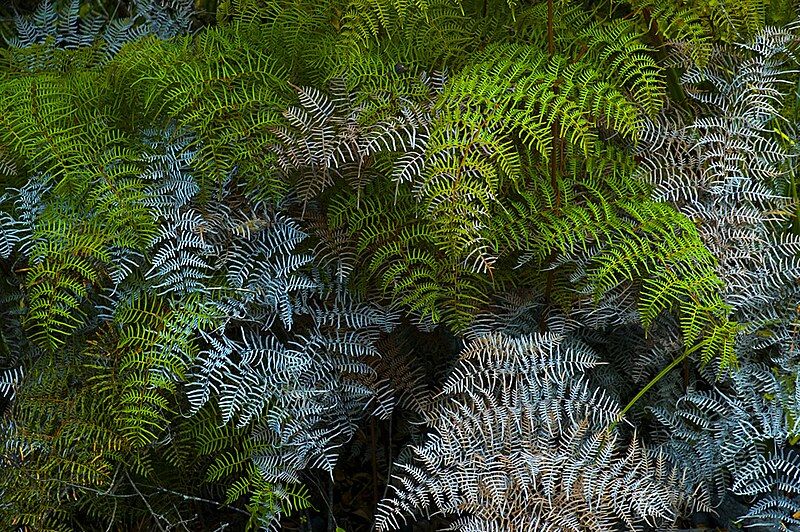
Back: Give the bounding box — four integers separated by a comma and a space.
0, 0, 799, 530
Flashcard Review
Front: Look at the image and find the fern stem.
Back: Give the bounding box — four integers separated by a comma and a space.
147, 485, 250, 517
543, 0, 560, 326
547, 0, 554, 56
611, 341, 704, 432
328, 478, 335, 532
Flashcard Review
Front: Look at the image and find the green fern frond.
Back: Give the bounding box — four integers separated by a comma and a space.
109, 25, 291, 197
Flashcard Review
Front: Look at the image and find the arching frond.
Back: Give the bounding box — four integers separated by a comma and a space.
376, 332, 686, 531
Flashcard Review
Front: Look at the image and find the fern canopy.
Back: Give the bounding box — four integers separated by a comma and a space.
0, 0, 799, 530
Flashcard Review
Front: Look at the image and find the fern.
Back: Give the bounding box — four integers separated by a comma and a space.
189, 288, 398, 483
2, 1, 793, 530
108, 22, 291, 198
3, 0, 193, 71
376, 333, 687, 531
638, 22, 800, 365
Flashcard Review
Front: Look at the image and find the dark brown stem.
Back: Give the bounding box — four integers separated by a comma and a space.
543, 0, 560, 329
540, 266, 555, 333
540, 0, 567, 335
547, 0, 555, 55
551, 120, 560, 211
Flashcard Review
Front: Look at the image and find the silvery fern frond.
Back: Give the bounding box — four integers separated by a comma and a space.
132, 0, 194, 39
213, 210, 317, 330
376, 332, 686, 531
638, 23, 800, 369
5, 0, 193, 69
0, 175, 50, 260
0, 367, 23, 405
651, 360, 797, 524
636, 32, 800, 527
141, 126, 199, 213
145, 208, 214, 296
271, 78, 434, 208
733, 450, 800, 529
0, 201, 19, 260
188, 290, 398, 483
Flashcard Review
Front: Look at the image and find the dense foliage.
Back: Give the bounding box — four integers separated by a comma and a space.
0, 0, 799, 530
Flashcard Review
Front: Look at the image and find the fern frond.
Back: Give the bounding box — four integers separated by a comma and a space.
377, 332, 686, 531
